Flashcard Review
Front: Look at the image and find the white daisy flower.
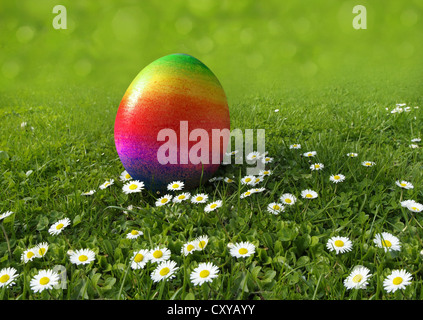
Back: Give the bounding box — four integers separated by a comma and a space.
411, 138, 421, 142
409, 144, 419, 149
224, 177, 235, 183
30, 269, 60, 293
225, 150, 239, 156
119, 170, 132, 182
167, 181, 184, 191
400, 199, 417, 208
0, 267, 19, 288
310, 163, 324, 171
251, 187, 266, 193
267, 202, 285, 215
246, 151, 261, 161
406, 202, 423, 213
155, 194, 173, 207
126, 229, 143, 239
344, 266, 372, 290
0, 211, 13, 221
301, 189, 318, 199
69, 248, 96, 265
190, 262, 219, 286
289, 144, 301, 149
131, 249, 150, 270
258, 169, 272, 177
122, 180, 144, 194
383, 269, 413, 293
346, 153, 358, 158
81, 190, 96, 196
240, 190, 254, 199
280, 193, 297, 205
326, 236, 353, 254
229, 241, 256, 258
361, 161, 375, 167
151, 260, 178, 282
250, 176, 264, 186
373, 232, 401, 252
194, 235, 209, 251
21, 248, 37, 263
395, 180, 414, 189
240, 175, 255, 185
99, 179, 114, 189
149, 247, 171, 263
329, 174, 345, 183
261, 156, 273, 164
303, 151, 316, 157
172, 192, 191, 203
204, 200, 223, 213
181, 241, 197, 256
48, 218, 71, 236
191, 193, 208, 204
35, 242, 49, 258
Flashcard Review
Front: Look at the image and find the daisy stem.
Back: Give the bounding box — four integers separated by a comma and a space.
0, 223, 11, 259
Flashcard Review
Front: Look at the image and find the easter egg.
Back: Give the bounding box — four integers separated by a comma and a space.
114, 53, 230, 191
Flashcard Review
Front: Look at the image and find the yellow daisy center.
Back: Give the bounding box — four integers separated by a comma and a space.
0, 274, 10, 283
39, 277, 50, 285
293, 145, 298, 147
210, 204, 217, 209
198, 240, 207, 249
159, 267, 170, 276
153, 250, 163, 259
161, 198, 168, 203
245, 192, 251, 196
134, 253, 144, 263
78, 255, 88, 262
245, 178, 251, 182
410, 207, 417, 211
56, 223, 64, 230
178, 195, 186, 200
129, 184, 138, 190
186, 244, 195, 252
352, 274, 363, 283
285, 199, 292, 203
172, 184, 179, 189
227, 179, 233, 182
125, 173, 131, 179
315, 164, 320, 168
38, 248, 46, 256
263, 171, 269, 175
273, 205, 280, 210
334, 240, 344, 247
400, 183, 407, 187
334, 175, 340, 180
199, 270, 210, 278
27, 251, 34, 259
381, 240, 392, 247
130, 230, 139, 235
393, 277, 403, 285
196, 196, 203, 201
366, 162, 371, 166
239, 248, 248, 255
306, 194, 313, 198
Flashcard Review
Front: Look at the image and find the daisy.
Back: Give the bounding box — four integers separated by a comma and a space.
30, 269, 60, 293
240, 190, 254, 199
167, 181, 184, 191
122, 180, 144, 194
194, 235, 209, 251
69, 248, 96, 265
130, 249, 150, 270
289, 144, 301, 149
280, 193, 297, 205
373, 232, 401, 252
346, 153, 358, 158
411, 138, 421, 142
261, 156, 273, 164
240, 175, 255, 185
310, 163, 324, 171
21, 247, 37, 263
48, 218, 71, 236
191, 193, 208, 204
326, 236, 353, 254
301, 189, 318, 199
251, 187, 266, 193
395, 180, 414, 189
329, 174, 346, 183
99, 179, 114, 189
344, 266, 372, 290
406, 202, 423, 213
190, 262, 219, 286
0, 267, 19, 288
0, 211, 13, 221
126, 229, 143, 239
81, 190, 96, 196
246, 151, 261, 161
149, 246, 171, 263
35, 242, 49, 258
204, 200, 223, 213
303, 151, 316, 157
172, 192, 191, 203
250, 176, 264, 186
225, 150, 239, 156
119, 170, 132, 181
409, 144, 419, 149
181, 241, 197, 256
259, 169, 272, 177
155, 194, 173, 207
224, 177, 235, 183
400, 199, 417, 208
361, 161, 375, 167
229, 241, 256, 258
267, 202, 285, 215
383, 269, 413, 293
151, 260, 178, 283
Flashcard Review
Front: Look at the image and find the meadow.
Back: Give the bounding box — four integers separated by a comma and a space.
0, 0, 422, 301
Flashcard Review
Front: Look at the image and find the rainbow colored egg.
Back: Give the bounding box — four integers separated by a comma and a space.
114, 53, 230, 191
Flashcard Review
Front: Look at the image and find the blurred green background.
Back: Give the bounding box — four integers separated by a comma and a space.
0, 0, 422, 104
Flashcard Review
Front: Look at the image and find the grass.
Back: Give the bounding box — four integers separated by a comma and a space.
0, 78, 422, 300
